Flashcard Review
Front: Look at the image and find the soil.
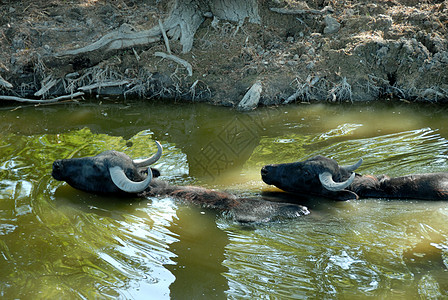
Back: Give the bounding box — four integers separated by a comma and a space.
0, 0, 447, 107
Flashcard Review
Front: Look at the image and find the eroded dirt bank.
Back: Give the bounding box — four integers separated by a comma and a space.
0, 0, 447, 107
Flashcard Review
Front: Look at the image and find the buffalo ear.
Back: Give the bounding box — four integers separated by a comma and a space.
151, 168, 161, 178
138, 167, 161, 178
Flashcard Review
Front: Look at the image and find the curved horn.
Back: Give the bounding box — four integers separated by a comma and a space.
319, 172, 355, 192
133, 141, 163, 168
109, 166, 152, 193
341, 158, 363, 172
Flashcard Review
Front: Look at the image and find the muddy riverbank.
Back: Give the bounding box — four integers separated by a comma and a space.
0, 0, 447, 107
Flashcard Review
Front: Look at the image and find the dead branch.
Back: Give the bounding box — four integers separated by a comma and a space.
270, 6, 332, 15
77, 80, 130, 92
0, 75, 13, 89
154, 52, 193, 76
159, 18, 171, 54
34, 76, 58, 97
0, 92, 84, 103
285, 90, 301, 104
237, 80, 262, 111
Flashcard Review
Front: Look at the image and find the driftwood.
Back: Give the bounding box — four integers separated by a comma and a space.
154, 52, 193, 76
77, 80, 130, 92
0, 92, 84, 103
34, 76, 58, 97
237, 81, 262, 111
284, 91, 301, 104
269, 6, 333, 15
0, 75, 13, 89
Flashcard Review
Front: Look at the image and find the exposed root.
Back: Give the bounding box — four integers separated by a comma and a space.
0, 92, 84, 103
154, 52, 193, 77
77, 80, 130, 92
34, 75, 58, 97
269, 7, 331, 15
388, 85, 407, 99
284, 75, 321, 104
63, 65, 124, 95
189, 80, 212, 101
328, 77, 352, 102
123, 71, 154, 98
366, 74, 386, 97
416, 87, 446, 102
158, 19, 172, 55
55, 24, 161, 57
0, 75, 13, 89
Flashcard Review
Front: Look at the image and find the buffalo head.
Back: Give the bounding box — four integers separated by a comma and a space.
261, 155, 362, 200
52, 141, 163, 194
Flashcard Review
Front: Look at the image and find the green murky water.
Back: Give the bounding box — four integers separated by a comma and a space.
1, 100, 448, 299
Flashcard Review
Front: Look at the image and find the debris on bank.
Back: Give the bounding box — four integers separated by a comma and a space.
0, 0, 447, 107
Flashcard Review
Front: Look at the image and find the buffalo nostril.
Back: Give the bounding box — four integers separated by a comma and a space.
52, 161, 64, 177
261, 165, 275, 175
261, 167, 268, 175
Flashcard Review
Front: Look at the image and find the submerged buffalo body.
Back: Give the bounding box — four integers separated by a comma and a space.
52, 142, 309, 222
261, 155, 448, 201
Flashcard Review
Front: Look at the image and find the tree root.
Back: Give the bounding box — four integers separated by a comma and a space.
328, 77, 352, 102
0, 75, 13, 89
77, 80, 130, 92
55, 24, 161, 57
284, 76, 321, 104
0, 92, 84, 103
270, 6, 332, 15
4, 0, 263, 103
158, 19, 171, 55
54, 0, 261, 58
34, 75, 58, 97
54, 1, 204, 57
154, 52, 193, 76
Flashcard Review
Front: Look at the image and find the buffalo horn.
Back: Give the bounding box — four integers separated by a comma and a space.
133, 141, 163, 167
319, 172, 355, 192
341, 158, 363, 172
109, 166, 153, 193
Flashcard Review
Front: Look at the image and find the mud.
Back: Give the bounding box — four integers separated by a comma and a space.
0, 0, 447, 106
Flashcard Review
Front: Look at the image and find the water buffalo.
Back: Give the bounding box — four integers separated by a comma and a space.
261, 155, 448, 201
52, 141, 309, 222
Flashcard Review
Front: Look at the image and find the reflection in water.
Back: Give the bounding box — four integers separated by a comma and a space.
1, 100, 448, 298
52, 186, 178, 298
166, 206, 229, 299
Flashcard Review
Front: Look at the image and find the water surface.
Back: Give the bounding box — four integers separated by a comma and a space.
1, 100, 447, 299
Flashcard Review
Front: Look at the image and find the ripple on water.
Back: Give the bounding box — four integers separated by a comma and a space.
314, 127, 448, 175
1, 102, 448, 299
218, 198, 448, 298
